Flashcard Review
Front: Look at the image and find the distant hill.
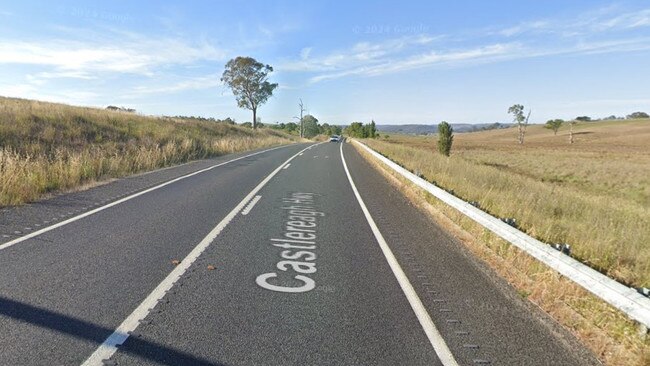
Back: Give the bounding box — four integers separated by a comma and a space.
377, 123, 513, 134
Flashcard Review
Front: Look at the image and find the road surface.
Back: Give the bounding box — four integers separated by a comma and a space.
0, 141, 598, 365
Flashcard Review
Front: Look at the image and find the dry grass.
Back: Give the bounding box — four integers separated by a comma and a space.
0, 96, 298, 207
367, 119, 650, 288
352, 140, 650, 366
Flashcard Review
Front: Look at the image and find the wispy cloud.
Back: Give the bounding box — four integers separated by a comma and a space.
309, 43, 516, 83
0, 28, 227, 79
494, 6, 650, 37
126, 73, 225, 96
281, 5, 650, 84
279, 34, 441, 73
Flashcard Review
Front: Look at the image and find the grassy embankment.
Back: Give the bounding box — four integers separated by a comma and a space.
357, 119, 650, 365
0, 96, 298, 207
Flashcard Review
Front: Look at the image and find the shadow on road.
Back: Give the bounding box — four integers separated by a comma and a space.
0, 296, 224, 365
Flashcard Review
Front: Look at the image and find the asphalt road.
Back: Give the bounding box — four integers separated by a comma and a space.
0, 141, 599, 365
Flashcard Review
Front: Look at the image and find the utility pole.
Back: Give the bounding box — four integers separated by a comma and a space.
298, 98, 305, 138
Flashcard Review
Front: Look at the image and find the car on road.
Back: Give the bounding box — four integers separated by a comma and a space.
329, 135, 341, 142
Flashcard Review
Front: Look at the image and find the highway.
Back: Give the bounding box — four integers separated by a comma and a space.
0, 141, 599, 365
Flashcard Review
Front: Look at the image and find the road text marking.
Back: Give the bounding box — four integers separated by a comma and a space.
256, 192, 322, 293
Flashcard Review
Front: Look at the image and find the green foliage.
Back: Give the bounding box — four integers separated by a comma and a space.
267, 119, 339, 138
364, 120, 377, 138
240, 122, 253, 128
576, 116, 591, 122
437, 121, 453, 156
508, 104, 526, 124
302, 114, 320, 138
627, 111, 649, 119
545, 119, 564, 135
344, 120, 376, 138
318, 123, 342, 136
508, 104, 531, 144
221, 56, 278, 129
345, 122, 365, 137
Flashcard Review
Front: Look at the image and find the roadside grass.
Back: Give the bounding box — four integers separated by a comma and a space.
365, 119, 650, 289
0, 96, 298, 207
352, 140, 650, 366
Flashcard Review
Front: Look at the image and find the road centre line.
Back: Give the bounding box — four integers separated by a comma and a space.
241, 195, 262, 216
81, 143, 320, 366
0, 144, 293, 252
283, 163, 291, 169
339, 142, 459, 366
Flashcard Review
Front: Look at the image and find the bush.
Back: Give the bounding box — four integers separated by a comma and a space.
437, 121, 453, 156
626, 111, 649, 119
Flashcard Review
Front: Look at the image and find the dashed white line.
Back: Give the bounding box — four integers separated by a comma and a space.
339, 142, 459, 366
241, 195, 262, 216
283, 163, 291, 170
0, 145, 293, 252
81, 143, 321, 366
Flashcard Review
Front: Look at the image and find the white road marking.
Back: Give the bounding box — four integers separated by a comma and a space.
283, 163, 291, 170
82, 143, 321, 366
241, 195, 262, 216
0, 145, 292, 252
339, 143, 459, 366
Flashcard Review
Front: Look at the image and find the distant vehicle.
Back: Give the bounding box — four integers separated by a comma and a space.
329, 135, 341, 142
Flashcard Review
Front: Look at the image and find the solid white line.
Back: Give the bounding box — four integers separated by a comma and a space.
0, 145, 291, 252
339, 143, 459, 366
81, 143, 320, 366
241, 195, 262, 216
283, 163, 291, 170
353, 140, 650, 329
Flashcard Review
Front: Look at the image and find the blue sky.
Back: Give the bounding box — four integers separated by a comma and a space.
1, 0, 649, 125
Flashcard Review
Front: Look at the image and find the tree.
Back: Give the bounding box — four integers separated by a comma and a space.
284, 122, 298, 133
221, 56, 278, 129
545, 119, 564, 135
437, 121, 453, 156
363, 120, 377, 138
369, 120, 377, 138
302, 115, 320, 138
345, 122, 365, 138
627, 111, 649, 119
297, 99, 306, 138
508, 104, 531, 144
568, 120, 578, 144
575, 116, 591, 122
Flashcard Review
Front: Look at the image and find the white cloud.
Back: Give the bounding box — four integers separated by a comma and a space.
127, 73, 224, 96
299, 47, 312, 60
277, 5, 650, 85
494, 7, 650, 37
279, 34, 441, 73
0, 82, 99, 106
309, 43, 517, 83
0, 33, 227, 77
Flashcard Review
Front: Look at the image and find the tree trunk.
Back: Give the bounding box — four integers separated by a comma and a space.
518, 124, 524, 144
252, 108, 257, 129
569, 123, 574, 144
